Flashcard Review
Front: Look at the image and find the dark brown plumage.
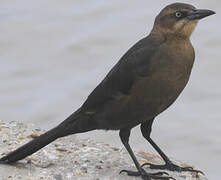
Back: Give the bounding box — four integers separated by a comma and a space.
0, 3, 215, 180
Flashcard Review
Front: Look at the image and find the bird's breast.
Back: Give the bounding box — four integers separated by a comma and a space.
128, 40, 195, 118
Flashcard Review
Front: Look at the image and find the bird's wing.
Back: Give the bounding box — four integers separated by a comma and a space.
81, 34, 163, 111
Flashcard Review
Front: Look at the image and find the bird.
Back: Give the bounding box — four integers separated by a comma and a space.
0, 3, 215, 180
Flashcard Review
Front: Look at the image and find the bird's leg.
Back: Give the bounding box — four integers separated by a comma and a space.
119, 129, 174, 180
140, 120, 203, 174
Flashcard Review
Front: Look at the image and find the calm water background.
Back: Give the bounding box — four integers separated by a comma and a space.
0, 0, 220, 179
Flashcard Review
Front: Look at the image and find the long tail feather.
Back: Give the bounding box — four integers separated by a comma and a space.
0, 125, 64, 163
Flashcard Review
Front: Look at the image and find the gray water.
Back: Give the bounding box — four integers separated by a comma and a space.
0, 0, 220, 179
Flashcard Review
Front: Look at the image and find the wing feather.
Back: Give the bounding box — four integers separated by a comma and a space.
81, 34, 163, 110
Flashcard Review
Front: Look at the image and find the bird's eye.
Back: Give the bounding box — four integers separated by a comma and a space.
175, 11, 182, 18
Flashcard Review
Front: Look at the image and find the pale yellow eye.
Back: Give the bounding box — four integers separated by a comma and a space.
175, 11, 182, 18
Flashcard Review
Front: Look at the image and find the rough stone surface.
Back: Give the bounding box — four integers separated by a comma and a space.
0, 121, 207, 180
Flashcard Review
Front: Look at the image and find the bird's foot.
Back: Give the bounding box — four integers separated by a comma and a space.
141, 162, 204, 175
120, 167, 175, 180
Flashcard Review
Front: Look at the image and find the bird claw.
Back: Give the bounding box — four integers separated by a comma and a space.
120, 169, 141, 176
120, 168, 175, 180
141, 162, 204, 175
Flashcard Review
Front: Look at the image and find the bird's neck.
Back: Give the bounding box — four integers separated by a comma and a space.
150, 28, 191, 42
150, 30, 191, 44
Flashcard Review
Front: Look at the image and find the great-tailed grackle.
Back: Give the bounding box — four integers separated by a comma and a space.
0, 3, 215, 180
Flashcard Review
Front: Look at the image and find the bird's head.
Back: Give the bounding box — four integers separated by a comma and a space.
152, 3, 215, 39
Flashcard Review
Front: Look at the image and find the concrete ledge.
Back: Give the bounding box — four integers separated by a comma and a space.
0, 121, 207, 180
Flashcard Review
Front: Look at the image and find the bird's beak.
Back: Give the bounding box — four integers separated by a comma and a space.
187, 9, 216, 20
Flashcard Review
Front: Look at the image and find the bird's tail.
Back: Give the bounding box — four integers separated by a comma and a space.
0, 125, 63, 163
0, 109, 95, 163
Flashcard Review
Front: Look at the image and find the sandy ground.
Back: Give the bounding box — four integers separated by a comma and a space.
0, 121, 207, 180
